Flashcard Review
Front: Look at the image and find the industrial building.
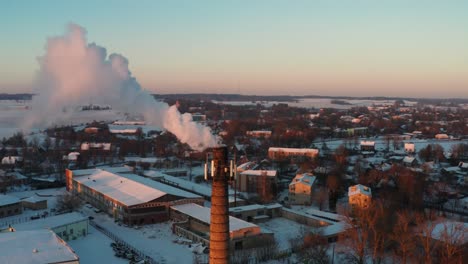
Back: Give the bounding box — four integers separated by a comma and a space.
10, 212, 89, 241
170, 203, 273, 250
66, 167, 203, 225
0, 230, 79, 264
0, 194, 22, 218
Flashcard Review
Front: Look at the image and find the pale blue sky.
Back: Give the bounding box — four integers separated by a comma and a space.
1, 1, 467, 97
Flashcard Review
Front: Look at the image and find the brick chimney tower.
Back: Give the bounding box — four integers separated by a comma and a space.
209, 146, 229, 264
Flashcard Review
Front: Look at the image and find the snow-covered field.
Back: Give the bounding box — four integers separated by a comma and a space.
0, 100, 124, 139
0, 100, 164, 140
87, 211, 195, 263
68, 226, 128, 264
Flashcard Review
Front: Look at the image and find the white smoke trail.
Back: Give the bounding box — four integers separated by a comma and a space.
23, 23, 218, 151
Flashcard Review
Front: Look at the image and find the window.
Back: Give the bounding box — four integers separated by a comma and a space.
70, 228, 74, 234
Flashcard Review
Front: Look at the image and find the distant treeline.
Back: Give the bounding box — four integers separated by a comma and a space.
154, 93, 468, 104
154, 93, 296, 102
0, 93, 34, 100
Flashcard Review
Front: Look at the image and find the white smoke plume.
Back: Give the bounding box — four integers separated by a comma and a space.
23, 23, 218, 151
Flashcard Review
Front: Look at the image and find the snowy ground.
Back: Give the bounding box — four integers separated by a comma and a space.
68, 226, 127, 264
84, 209, 196, 264
0, 100, 123, 139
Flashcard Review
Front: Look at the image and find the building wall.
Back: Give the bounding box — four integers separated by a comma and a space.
349, 193, 371, 209
268, 149, 318, 161
236, 174, 276, 197
0, 202, 22, 218
289, 182, 312, 205
53, 220, 89, 241
22, 200, 47, 210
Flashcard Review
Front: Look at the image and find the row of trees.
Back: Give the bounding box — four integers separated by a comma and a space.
338, 202, 466, 264
291, 201, 466, 264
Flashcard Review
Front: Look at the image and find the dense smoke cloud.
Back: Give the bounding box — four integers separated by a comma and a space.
23, 23, 218, 150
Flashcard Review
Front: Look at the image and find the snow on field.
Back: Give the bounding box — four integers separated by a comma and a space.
0, 100, 124, 139
68, 226, 127, 264
89, 212, 195, 263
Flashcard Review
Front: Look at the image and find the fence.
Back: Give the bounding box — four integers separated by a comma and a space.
173, 225, 210, 246
0, 215, 35, 228
90, 221, 160, 264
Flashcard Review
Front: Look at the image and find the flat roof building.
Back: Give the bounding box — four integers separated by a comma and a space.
0, 229, 79, 264
170, 203, 272, 250
66, 168, 203, 225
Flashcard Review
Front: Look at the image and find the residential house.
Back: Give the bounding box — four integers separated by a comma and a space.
288, 173, 317, 205
236, 170, 277, 202
348, 184, 372, 209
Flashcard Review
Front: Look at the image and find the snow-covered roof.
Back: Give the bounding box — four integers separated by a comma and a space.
119, 172, 200, 199
290, 173, 316, 187
236, 161, 258, 171
268, 147, 319, 155
403, 156, 416, 164
360, 141, 375, 147
113, 121, 146, 125
109, 129, 138, 134
0, 194, 21, 206
66, 152, 80, 161
12, 212, 87, 231
21, 196, 47, 203
246, 130, 272, 135
124, 157, 163, 163
0, 230, 79, 264
230, 203, 282, 213
73, 169, 167, 206
171, 203, 259, 232
240, 170, 277, 177
144, 170, 211, 196
73, 167, 201, 206
1, 156, 22, 164
348, 184, 371, 197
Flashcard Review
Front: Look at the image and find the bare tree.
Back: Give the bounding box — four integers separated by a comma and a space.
299, 228, 330, 264
415, 214, 437, 264
391, 211, 416, 264
436, 221, 467, 263
56, 191, 83, 212
339, 208, 370, 264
